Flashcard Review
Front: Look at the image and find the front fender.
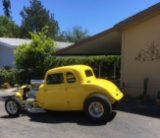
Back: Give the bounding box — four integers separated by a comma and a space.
15, 92, 23, 100
0, 92, 23, 102
0, 95, 15, 101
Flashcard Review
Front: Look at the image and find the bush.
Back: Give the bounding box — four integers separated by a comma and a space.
0, 66, 18, 88
0, 82, 11, 89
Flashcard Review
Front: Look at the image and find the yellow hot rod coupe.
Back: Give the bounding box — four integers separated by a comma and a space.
1, 65, 123, 122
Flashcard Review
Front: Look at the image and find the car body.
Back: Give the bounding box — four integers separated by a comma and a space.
2, 65, 123, 122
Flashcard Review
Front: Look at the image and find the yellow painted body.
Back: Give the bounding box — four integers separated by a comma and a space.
35, 65, 123, 111
15, 85, 30, 104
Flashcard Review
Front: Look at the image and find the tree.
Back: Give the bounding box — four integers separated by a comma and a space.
57, 26, 90, 43
20, 0, 59, 39
2, 0, 11, 18
0, 16, 20, 37
14, 26, 55, 80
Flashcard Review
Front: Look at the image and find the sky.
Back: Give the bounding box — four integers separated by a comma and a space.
0, 0, 160, 35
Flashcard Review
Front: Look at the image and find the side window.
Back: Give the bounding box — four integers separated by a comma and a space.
46, 73, 64, 85
66, 72, 76, 83
85, 69, 93, 77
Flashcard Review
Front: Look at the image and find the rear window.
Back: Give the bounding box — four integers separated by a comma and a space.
85, 69, 93, 77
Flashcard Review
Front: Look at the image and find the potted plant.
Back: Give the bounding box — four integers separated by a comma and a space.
136, 78, 149, 104
123, 95, 131, 103
156, 91, 160, 105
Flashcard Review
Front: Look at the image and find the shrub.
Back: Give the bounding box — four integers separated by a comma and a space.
0, 66, 18, 88
0, 82, 11, 89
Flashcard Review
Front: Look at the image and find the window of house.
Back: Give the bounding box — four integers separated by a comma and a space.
66, 72, 76, 83
46, 73, 64, 84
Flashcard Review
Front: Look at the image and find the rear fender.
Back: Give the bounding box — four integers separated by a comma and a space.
84, 92, 115, 104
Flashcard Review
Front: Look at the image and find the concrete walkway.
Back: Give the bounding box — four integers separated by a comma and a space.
0, 88, 19, 97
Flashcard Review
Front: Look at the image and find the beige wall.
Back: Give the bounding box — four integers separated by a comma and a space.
121, 15, 160, 98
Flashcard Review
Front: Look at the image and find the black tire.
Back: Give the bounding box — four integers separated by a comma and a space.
5, 97, 23, 117
84, 94, 112, 122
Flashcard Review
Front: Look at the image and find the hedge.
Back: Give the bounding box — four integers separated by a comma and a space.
0, 56, 121, 85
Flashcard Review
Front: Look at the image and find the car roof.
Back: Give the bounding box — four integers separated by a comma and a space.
47, 64, 91, 74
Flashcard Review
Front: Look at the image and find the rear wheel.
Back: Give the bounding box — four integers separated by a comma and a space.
5, 97, 23, 117
84, 94, 111, 122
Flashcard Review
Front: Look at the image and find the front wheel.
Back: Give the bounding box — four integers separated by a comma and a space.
5, 97, 23, 117
84, 94, 111, 122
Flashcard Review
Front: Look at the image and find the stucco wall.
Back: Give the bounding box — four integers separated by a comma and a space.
0, 45, 15, 68
121, 15, 160, 98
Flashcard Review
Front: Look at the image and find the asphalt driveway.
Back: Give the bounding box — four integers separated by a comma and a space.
0, 88, 160, 138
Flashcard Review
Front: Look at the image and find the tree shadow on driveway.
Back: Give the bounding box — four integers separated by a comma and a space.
116, 100, 160, 119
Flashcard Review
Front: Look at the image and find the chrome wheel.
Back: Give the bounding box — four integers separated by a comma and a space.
6, 101, 18, 114
88, 102, 104, 118
5, 97, 23, 116
84, 94, 111, 122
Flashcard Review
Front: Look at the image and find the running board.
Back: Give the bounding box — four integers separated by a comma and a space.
26, 107, 46, 113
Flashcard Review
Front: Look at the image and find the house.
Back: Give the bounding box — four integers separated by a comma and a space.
0, 37, 73, 68
55, 3, 160, 98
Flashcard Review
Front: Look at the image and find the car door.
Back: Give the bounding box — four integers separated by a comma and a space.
65, 71, 83, 110
42, 72, 69, 110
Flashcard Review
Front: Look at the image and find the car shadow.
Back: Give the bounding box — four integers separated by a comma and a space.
117, 100, 160, 119
27, 111, 117, 126
1, 111, 117, 126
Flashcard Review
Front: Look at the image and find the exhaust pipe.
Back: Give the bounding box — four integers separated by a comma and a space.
25, 98, 46, 113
